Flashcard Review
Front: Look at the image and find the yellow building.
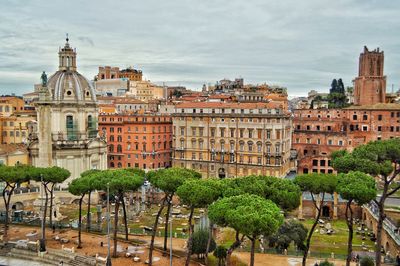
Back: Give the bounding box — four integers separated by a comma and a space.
0, 110, 36, 144
0, 144, 30, 166
0, 96, 25, 117
172, 102, 293, 178
128, 80, 166, 101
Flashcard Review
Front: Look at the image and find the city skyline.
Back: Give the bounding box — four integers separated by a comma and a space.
1, 0, 400, 97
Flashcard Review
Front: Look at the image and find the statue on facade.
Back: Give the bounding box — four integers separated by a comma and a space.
41, 71, 48, 87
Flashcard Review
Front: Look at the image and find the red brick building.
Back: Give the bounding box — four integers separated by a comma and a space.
293, 46, 400, 174
99, 113, 173, 170
293, 105, 400, 174
354, 46, 386, 106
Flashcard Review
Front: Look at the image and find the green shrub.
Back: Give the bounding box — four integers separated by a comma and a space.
360, 256, 375, 266
319, 260, 334, 266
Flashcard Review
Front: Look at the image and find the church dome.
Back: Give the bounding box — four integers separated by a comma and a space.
48, 70, 96, 102
47, 37, 96, 103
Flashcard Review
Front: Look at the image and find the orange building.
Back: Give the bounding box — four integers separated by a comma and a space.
98, 113, 173, 170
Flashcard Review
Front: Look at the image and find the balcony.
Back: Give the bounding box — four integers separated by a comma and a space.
51, 130, 103, 147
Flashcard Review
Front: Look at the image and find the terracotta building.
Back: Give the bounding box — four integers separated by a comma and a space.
172, 102, 294, 178
99, 113, 173, 170
97, 66, 142, 81
293, 46, 400, 174
292, 105, 400, 174
353, 46, 386, 106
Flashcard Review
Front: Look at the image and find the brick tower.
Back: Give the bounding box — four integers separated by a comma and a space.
353, 46, 386, 105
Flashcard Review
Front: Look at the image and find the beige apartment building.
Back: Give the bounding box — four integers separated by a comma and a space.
172, 102, 293, 178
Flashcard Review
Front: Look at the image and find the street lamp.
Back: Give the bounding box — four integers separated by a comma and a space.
106, 183, 112, 266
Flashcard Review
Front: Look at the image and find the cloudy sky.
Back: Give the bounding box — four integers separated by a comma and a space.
1, 0, 399, 97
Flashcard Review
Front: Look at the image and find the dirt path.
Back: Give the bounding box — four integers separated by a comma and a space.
234, 252, 355, 266
6, 225, 384, 266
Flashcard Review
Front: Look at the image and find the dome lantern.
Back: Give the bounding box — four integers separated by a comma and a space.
58, 34, 77, 71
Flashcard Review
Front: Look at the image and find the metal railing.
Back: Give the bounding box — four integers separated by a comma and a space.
364, 202, 400, 245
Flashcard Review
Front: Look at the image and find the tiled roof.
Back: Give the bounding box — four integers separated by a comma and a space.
344, 103, 400, 110
175, 101, 282, 109
0, 144, 28, 155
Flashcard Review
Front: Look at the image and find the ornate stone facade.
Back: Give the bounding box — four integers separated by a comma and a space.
172, 102, 293, 178
28, 38, 107, 187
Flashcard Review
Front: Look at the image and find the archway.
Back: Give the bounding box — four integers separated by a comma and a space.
12, 202, 24, 210
218, 168, 226, 179
322, 205, 330, 218
385, 242, 390, 254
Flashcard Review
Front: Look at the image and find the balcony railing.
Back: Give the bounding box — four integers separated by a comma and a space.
364, 201, 400, 245
52, 130, 100, 142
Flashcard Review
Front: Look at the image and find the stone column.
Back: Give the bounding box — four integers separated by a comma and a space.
333, 192, 338, 220
298, 194, 303, 219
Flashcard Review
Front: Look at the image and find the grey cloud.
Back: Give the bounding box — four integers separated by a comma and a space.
0, 0, 400, 96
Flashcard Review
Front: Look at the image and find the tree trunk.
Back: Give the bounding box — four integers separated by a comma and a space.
42, 183, 49, 246
48, 183, 55, 228
250, 236, 256, 266
113, 196, 120, 258
149, 196, 167, 266
205, 220, 213, 265
375, 185, 387, 266
121, 195, 129, 240
345, 200, 353, 266
302, 192, 325, 266
2, 184, 15, 239
226, 231, 244, 266
77, 195, 84, 249
163, 194, 173, 255
86, 190, 91, 231
185, 206, 195, 266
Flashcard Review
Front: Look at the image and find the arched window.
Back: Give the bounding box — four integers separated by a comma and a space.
87, 115, 96, 138
239, 141, 244, 152
66, 115, 75, 140
117, 162, 122, 168
117, 144, 122, 153
248, 141, 253, 152
110, 162, 115, 168
117, 136, 122, 142
109, 144, 114, 153
109, 136, 114, 142
257, 142, 262, 153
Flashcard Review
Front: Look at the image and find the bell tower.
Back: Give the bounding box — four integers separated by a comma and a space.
353, 46, 386, 105
58, 34, 77, 71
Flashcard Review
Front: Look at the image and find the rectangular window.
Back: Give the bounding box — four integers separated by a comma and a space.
240, 129, 244, 138
266, 130, 271, 139
180, 127, 185, 135
211, 128, 215, 137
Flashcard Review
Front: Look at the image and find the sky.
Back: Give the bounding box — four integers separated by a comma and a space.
1, 0, 400, 97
